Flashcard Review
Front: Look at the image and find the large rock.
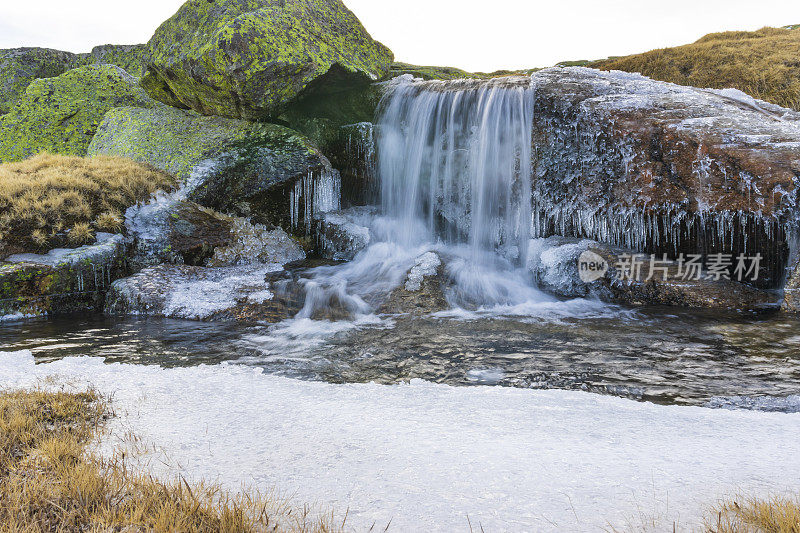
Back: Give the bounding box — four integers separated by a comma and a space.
315, 207, 373, 261
528, 237, 778, 310
0, 64, 157, 162
124, 193, 305, 271
141, 0, 393, 120
527, 67, 800, 288
0, 48, 81, 115
88, 105, 340, 232
0, 233, 127, 318
104, 264, 299, 322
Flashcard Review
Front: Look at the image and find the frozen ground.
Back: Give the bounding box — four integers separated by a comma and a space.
1, 350, 799, 532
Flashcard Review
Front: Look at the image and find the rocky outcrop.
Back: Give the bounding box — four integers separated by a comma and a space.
528, 237, 778, 309
0, 48, 80, 114
141, 0, 393, 120
0, 233, 127, 317
0, 65, 157, 162
527, 67, 800, 288
88, 105, 340, 232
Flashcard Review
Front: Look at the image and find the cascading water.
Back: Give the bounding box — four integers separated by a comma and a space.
293, 75, 600, 320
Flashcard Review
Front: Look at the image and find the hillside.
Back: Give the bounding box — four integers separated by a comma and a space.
591, 26, 800, 110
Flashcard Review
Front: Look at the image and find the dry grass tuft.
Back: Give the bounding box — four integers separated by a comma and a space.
0, 153, 175, 254
592, 26, 800, 111
705, 495, 800, 532
0, 388, 343, 532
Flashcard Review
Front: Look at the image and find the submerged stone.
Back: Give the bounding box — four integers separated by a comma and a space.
141, 0, 393, 120
0, 64, 157, 162
88, 105, 340, 233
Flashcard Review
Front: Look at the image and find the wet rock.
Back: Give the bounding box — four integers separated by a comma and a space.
141, 0, 393, 120
125, 198, 305, 271
315, 207, 373, 261
88, 105, 340, 232
529, 237, 778, 310
105, 264, 298, 322
0, 233, 127, 317
528, 67, 800, 287
0, 64, 158, 162
781, 259, 800, 313
379, 252, 449, 315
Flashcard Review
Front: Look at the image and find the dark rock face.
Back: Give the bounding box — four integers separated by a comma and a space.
528, 67, 800, 288
0, 234, 127, 317
141, 0, 393, 120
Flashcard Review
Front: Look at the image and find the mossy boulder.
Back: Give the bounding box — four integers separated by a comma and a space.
141, 0, 394, 120
0, 64, 158, 163
87, 105, 338, 231
87, 44, 147, 77
0, 48, 82, 115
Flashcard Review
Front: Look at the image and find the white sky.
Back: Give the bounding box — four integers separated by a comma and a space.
1, 0, 799, 72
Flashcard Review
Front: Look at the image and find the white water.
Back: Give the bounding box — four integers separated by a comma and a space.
294, 76, 602, 323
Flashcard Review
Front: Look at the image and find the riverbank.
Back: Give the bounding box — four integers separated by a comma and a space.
2, 349, 799, 531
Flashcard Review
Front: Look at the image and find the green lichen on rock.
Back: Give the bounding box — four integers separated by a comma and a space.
141, 0, 394, 120
0, 48, 83, 115
386, 62, 483, 81
87, 44, 148, 77
87, 105, 332, 229
0, 64, 158, 163
88, 105, 253, 181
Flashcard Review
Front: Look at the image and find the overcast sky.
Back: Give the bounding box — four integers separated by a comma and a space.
2, 1, 799, 71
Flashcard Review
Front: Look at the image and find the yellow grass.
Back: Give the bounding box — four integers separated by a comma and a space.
0, 153, 175, 254
591, 26, 800, 111
706, 495, 800, 532
0, 388, 343, 532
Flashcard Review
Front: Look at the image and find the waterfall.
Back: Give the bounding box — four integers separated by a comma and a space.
376, 75, 535, 262
290, 74, 581, 320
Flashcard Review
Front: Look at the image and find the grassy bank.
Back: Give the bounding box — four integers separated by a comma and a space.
591, 26, 800, 111
0, 388, 341, 532
0, 153, 174, 255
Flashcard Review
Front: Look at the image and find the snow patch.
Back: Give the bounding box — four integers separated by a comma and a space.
0, 350, 798, 532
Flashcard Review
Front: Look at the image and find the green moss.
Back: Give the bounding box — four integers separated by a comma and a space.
141, 0, 394, 120
0, 64, 158, 163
